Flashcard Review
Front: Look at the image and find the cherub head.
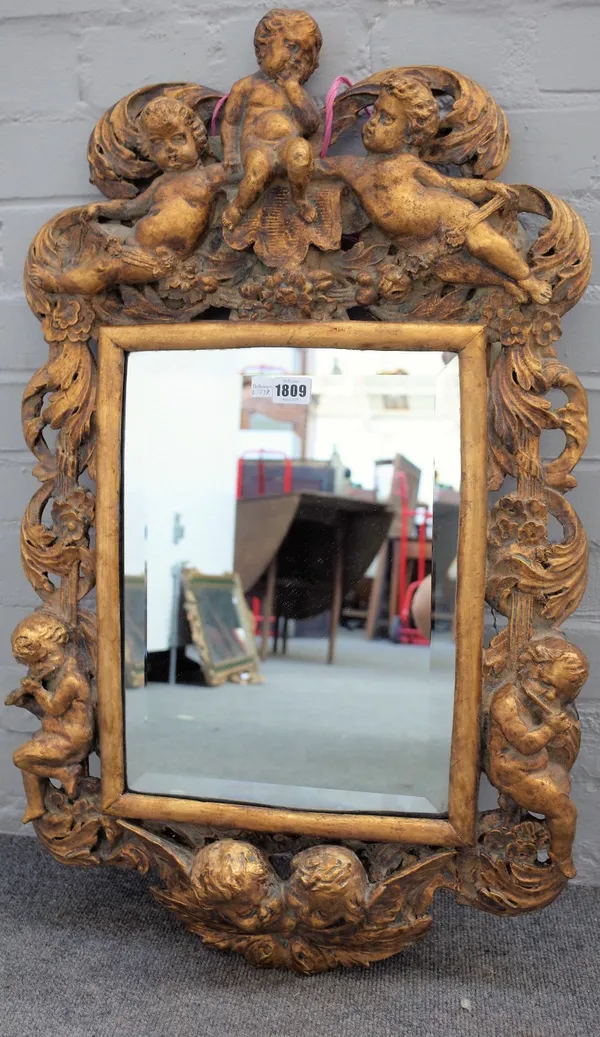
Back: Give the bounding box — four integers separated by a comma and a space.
138, 97, 207, 173
11, 611, 69, 680
254, 8, 322, 85
287, 846, 368, 930
190, 839, 284, 933
362, 74, 440, 155
517, 636, 588, 704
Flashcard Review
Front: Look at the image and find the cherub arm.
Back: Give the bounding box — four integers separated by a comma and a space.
315, 155, 356, 179
491, 686, 562, 755
85, 183, 157, 222
221, 80, 249, 169
18, 663, 86, 718
414, 164, 517, 205
204, 163, 229, 190
281, 77, 320, 136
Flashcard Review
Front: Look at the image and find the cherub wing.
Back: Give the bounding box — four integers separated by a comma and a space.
88, 82, 223, 199
118, 819, 194, 887
365, 849, 456, 926
117, 821, 229, 941
117, 822, 288, 967
317, 66, 509, 179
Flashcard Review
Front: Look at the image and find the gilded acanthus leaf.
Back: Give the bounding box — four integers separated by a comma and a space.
487, 492, 587, 622
519, 186, 592, 312
457, 814, 566, 914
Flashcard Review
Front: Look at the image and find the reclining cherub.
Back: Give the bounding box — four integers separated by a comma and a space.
32, 97, 225, 295
321, 74, 552, 305
220, 8, 322, 231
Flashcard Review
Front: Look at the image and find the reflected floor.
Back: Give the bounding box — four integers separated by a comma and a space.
125, 630, 455, 815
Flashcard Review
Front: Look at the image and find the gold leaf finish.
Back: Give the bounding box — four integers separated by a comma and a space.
8, 8, 591, 972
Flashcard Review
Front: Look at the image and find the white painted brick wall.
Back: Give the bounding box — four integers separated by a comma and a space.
0, 0, 598, 882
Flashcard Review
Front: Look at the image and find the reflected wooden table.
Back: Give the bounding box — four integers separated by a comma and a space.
234, 491, 393, 664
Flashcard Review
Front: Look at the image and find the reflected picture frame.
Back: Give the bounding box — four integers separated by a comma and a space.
123, 574, 146, 689
180, 568, 261, 686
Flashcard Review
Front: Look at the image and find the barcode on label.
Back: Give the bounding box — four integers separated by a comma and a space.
251, 376, 312, 404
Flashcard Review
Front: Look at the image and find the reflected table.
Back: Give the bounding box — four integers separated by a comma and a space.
234, 491, 393, 663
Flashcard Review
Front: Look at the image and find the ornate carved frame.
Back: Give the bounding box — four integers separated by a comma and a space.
8, 11, 591, 973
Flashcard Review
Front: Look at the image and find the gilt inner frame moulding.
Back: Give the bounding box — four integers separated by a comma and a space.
97, 321, 487, 846
8, 5, 591, 973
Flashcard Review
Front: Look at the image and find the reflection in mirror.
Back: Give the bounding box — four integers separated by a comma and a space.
122, 346, 461, 816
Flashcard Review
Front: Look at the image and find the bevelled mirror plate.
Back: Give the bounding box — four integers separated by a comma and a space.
122, 346, 460, 816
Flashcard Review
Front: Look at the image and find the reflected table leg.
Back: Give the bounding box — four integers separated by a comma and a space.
327, 525, 344, 665
261, 556, 277, 661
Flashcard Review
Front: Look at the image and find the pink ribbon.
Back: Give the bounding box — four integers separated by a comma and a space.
320, 75, 353, 158
210, 94, 229, 137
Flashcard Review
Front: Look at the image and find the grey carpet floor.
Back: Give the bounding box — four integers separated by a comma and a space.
1, 833, 599, 1037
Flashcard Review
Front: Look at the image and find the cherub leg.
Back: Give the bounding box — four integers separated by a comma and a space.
30, 257, 122, 295
546, 796, 578, 879
465, 223, 552, 304
14, 735, 53, 773
30, 247, 171, 296
281, 137, 316, 224
504, 774, 577, 878
14, 735, 83, 810
26, 762, 82, 796
21, 772, 46, 824
222, 148, 272, 231
435, 254, 529, 302
15, 743, 83, 798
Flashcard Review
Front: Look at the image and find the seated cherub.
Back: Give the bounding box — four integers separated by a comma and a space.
32, 97, 225, 295
488, 636, 587, 879
321, 74, 552, 305
220, 8, 322, 231
6, 611, 94, 822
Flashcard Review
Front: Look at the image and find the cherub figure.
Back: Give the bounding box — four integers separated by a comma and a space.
321, 74, 552, 304
488, 636, 588, 879
286, 846, 368, 930
220, 8, 322, 231
6, 611, 94, 823
190, 839, 285, 933
32, 97, 225, 295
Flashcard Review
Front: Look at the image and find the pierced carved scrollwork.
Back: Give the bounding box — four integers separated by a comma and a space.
7, 7, 591, 973
457, 809, 568, 914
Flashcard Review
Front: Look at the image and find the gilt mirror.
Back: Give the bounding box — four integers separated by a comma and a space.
8, 7, 590, 974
